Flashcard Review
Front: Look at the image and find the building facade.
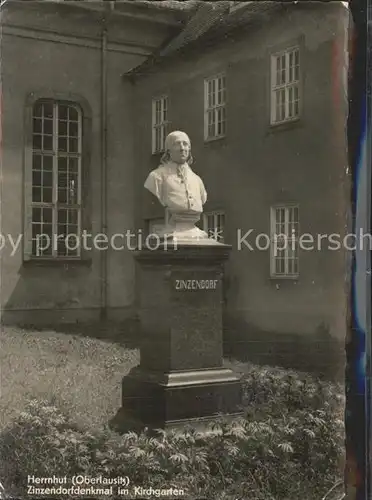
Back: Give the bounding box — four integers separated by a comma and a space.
0, 0, 189, 325
131, 1, 350, 376
0, 1, 350, 376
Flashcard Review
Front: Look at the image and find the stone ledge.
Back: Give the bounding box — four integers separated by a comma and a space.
128, 366, 241, 386
134, 242, 232, 263
122, 366, 243, 426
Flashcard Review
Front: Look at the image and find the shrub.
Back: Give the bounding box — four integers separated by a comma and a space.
0, 366, 344, 500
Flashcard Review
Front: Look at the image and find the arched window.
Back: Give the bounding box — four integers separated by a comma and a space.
28, 99, 83, 258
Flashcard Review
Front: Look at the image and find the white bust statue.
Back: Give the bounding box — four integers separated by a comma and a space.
144, 131, 210, 241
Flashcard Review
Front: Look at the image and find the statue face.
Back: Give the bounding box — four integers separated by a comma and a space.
168, 138, 190, 164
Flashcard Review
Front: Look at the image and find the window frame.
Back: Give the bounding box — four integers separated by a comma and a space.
202, 210, 225, 242
146, 210, 170, 235
270, 46, 301, 126
270, 204, 299, 279
151, 95, 169, 154
23, 91, 92, 263
204, 73, 227, 141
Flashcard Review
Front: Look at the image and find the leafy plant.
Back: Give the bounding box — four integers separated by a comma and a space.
0, 365, 344, 500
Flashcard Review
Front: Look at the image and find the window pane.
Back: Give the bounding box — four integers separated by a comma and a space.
275, 93, 280, 123
293, 206, 299, 222
69, 138, 78, 153
294, 49, 299, 68
33, 154, 42, 170
68, 107, 78, 121
155, 127, 161, 152
208, 109, 215, 128
43, 102, 54, 119
67, 243, 79, 257
69, 121, 78, 137
289, 51, 294, 82
59, 105, 68, 120
31, 239, 39, 257
276, 254, 285, 274
32, 208, 41, 223
42, 171, 53, 188
32, 223, 42, 239
33, 119, 42, 134
43, 135, 53, 151
58, 209, 67, 224
293, 258, 299, 274
58, 137, 67, 152
57, 223, 67, 237
294, 85, 299, 116
42, 187, 53, 203
42, 207, 53, 223
59, 120, 68, 136
58, 157, 68, 172
56, 217, 79, 256
207, 82, 213, 108
68, 208, 78, 225
280, 89, 285, 121
294, 99, 299, 117
43, 155, 53, 171
32, 171, 41, 187
43, 118, 53, 135
57, 240, 68, 257
275, 56, 281, 86
288, 258, 295, 275
69, 157, 78, 173
281, 55, 286, 84
32, 187, 41, 203
288, 87, 293, 117
33, 135, 42, 150
220, 119, 226, 136
58, 171, 68, 203
294, 63, 299, 82
32, 208, 52, 225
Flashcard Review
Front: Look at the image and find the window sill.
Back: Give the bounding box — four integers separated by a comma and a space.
204, 135, 227, 145
23, 257, 92, 267
267, 118, 302, 135
270, 274, 299, 281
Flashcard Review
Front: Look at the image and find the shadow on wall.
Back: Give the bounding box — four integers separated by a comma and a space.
2, 264, 140, 348
223, 316, 345, 381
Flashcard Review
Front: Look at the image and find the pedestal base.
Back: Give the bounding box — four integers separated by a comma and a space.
116, 242, 243, 433
120, 366, 243, 430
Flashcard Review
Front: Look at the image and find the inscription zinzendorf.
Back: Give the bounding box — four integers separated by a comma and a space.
175, 279, 218, 290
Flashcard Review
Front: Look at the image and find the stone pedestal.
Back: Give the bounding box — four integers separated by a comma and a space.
121, 241, 243, 430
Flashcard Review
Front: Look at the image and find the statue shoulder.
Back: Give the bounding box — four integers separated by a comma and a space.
149, 165, 167, 178
193, 172, 205, 185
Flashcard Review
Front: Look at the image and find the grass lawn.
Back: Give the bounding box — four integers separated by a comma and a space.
0, 325, 345, 500
0, 325, 252, 430
0, 326, 140, 430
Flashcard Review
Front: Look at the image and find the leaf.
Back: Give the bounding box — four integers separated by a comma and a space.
278, 442, 294, 453
169, 453, 189, 464
303, 429, 316, 439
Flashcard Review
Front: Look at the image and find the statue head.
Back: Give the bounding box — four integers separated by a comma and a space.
161, 131, 194, 165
